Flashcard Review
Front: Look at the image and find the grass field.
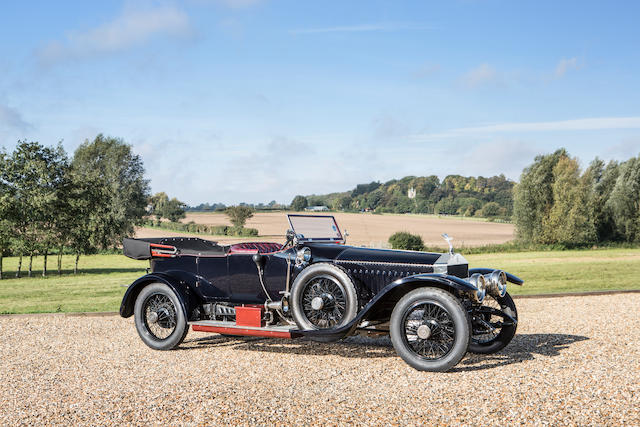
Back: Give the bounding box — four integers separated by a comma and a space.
0, 248, 638, 314
0, 255, 147, 314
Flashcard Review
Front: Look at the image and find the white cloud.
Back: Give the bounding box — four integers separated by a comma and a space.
458, 140, 537, 178
555, 57, 579, 78
411, 116, 640, 141
0, 104, 32, 131
461, 63, 500, 88
37, 4, 193, 65
290, 23, 433, 34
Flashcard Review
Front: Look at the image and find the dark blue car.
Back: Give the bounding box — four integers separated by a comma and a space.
121, 214, 523, 372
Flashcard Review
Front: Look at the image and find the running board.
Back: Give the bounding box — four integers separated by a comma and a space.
190, 320, 302, 339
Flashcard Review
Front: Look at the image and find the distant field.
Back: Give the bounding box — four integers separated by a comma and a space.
136, 211, 515, 248
0, 248, 638, 314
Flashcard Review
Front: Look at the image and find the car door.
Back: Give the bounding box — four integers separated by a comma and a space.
195, 255, 231, 300
227, 253, 264, 303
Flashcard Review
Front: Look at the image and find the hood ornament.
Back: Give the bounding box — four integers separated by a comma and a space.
441, 234, 454, 255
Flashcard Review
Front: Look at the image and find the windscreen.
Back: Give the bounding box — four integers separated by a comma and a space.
287, 214, 344, 243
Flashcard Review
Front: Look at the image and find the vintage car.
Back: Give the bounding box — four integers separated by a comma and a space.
121, 214, 523, 372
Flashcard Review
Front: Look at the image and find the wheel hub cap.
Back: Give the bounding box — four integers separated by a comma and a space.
311, 296, 324, 310
147, 311, 159, 324
417, 324, 432, 339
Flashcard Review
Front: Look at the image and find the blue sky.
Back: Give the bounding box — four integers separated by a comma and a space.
1, 0, 639, 204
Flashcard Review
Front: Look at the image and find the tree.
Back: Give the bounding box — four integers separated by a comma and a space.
149, 192, 169, 223
389, 232, 424, 251
608, 156, 640, 242
149, 192, 186, 223
163, 197, 187, 222
479, 201, 503, 218
71, 134, 150, 251
0, 150, 11, 279
0, 141, 69, 277
225, 205, 254, 228
0, 219, 9, 279
290, 195, 308, 211
513, 149, 568, 243
584, 159, 619, 242
333, 194, 353, 211
435, 196, 458, 215
544, 156, 596, 245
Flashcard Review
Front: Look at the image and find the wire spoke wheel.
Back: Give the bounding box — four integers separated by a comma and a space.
143, 293, 177, 340
403, 301, 456, 360
472, 295, 504, 344
468, 291, 518, 354
300, 275, 347, 329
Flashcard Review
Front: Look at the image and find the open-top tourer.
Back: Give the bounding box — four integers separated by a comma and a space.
121, 214, 523, 371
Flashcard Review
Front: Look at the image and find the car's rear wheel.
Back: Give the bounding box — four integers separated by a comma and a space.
134, 282, 189, 350
290, 263, 358, 342
390, 287, 470, 372
469, 292, 517, 354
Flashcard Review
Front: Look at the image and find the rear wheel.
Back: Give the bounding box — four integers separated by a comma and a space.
290, 263, 358, 342
134, 282, 188, 350
390, 288, 470, 372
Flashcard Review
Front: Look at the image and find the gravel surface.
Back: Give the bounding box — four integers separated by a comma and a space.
1, 294, 638, 425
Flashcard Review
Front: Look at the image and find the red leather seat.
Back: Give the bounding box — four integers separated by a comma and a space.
228, 242, 282, 254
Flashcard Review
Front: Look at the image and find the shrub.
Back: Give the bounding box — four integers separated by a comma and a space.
225, 206, 254, 227
227, 226, 259, 237
388, 231, 424, 251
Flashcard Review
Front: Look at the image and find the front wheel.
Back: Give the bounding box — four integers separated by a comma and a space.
469, 292, 518, 354
134, 282, 189, 350
390, 288, 470, 372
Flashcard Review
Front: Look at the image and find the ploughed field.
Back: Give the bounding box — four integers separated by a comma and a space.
136, 211, 515, 247
1, 294, 638, 425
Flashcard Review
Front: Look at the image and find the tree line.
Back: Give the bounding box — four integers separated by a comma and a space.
514, 149, 640, 245
290, 174, 515, 219
0, 135, 149, 278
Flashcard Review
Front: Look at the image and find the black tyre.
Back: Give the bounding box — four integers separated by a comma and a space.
469, 292, 518, 354
390, 288, 470, 372
134, 282, 189, 350
290, 263, 358, 341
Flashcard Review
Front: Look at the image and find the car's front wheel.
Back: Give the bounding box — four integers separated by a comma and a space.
469, 292, 518, 354
134, 282, 189, 350
390, 287, 470, 372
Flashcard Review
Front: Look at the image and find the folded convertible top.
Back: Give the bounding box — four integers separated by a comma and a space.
122, 237, 226, 259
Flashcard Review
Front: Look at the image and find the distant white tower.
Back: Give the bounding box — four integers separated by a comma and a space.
408, 187, 416, 199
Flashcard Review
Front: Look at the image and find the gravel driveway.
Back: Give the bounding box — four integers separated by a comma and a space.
1, 294, 638, 425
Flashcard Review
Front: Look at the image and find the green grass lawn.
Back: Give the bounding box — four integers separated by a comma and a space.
0, 254, 148, 314
467, 248, 640, 295
0, 248, 638, 314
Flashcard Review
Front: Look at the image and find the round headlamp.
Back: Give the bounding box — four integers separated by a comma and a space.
469, 273, 486, 303
296, 247, 311, 266
485, 270, 507, 298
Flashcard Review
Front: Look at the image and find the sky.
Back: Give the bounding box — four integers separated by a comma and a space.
1, 0, 639, 205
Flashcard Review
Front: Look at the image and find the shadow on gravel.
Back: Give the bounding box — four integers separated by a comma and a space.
184, 333, 589, 367
183, 334, 396, 358
454, 333, 590, 372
